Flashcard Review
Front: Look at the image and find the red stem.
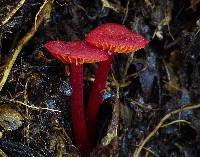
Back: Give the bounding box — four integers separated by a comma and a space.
70, 63, 91, 156
86, 55, 113, 141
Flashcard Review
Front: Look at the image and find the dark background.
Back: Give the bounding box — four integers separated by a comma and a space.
0, 0, 199, 156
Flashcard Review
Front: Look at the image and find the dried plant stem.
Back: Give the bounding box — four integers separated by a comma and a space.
101, 73, 120, 146
0, 0, 26, 27
0, 0, 54, 91
161, 119, 191, 128
122, 0, 130, 24
133, 103, 200, 157
135, 145, 159, 157
24, 77, 31, 145
0, 148, 8, 157
9, 99, 61, 112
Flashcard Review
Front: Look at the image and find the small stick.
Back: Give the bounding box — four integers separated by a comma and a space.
0, 0, 54, 91
0, 0, 26, 27
133, 103, 200, 157
9, 99, 61, 112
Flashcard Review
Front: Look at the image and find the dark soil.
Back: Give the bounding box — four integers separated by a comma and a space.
0, 0, 200, 157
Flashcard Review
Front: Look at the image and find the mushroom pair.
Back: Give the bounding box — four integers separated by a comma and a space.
44, 23, 148, 156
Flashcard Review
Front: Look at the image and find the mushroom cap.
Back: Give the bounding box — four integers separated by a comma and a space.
44, 40, 109, 64
44, 41, 69, 57
85, 23, 148, 53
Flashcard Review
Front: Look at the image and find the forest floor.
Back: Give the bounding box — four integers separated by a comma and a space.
0, 0, 200, 157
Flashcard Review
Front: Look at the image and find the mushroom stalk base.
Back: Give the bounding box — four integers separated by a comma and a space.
70, 64, 91, 156
86, 55, 113, 142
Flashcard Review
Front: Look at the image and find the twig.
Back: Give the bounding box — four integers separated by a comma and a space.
126, 58, 147, 80
24, 76, 31, 145
0, 0, 54, 91
10, 99, 61, 112
122, 0, 130, 24
34, 0, 49, 30
123, 53, 135, 81
101, 0, 125, 13
129, 99, 159, 111
0, 148, 8, 157
133, 103, 200, 157
0, 0, 26, 27
161, 119, 191, 128
135, 145, 159, 157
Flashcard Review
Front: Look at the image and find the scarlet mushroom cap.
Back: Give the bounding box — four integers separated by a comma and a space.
85, 23, 148, 53
45, 40, 109, 64
44, 41, 69, 57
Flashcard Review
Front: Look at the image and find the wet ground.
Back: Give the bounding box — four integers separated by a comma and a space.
0, 0, 200, 157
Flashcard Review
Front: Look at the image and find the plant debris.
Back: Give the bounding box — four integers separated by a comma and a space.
0, 104, 23, 131
0, 0, 199, 157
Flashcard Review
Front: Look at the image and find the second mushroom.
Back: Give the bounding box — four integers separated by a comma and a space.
85, 23, 148, 140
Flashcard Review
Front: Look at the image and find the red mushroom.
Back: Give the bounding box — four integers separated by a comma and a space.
85, 23, 148, 140
44, 40, 109, 156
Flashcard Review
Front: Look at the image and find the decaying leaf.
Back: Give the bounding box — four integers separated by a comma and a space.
101, 0, 125, 13
163, 60, 181, 93
101, 101, 119, 146
0, 104, 23, 131
188, 0, 200, 11
120, 103, 134, 129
